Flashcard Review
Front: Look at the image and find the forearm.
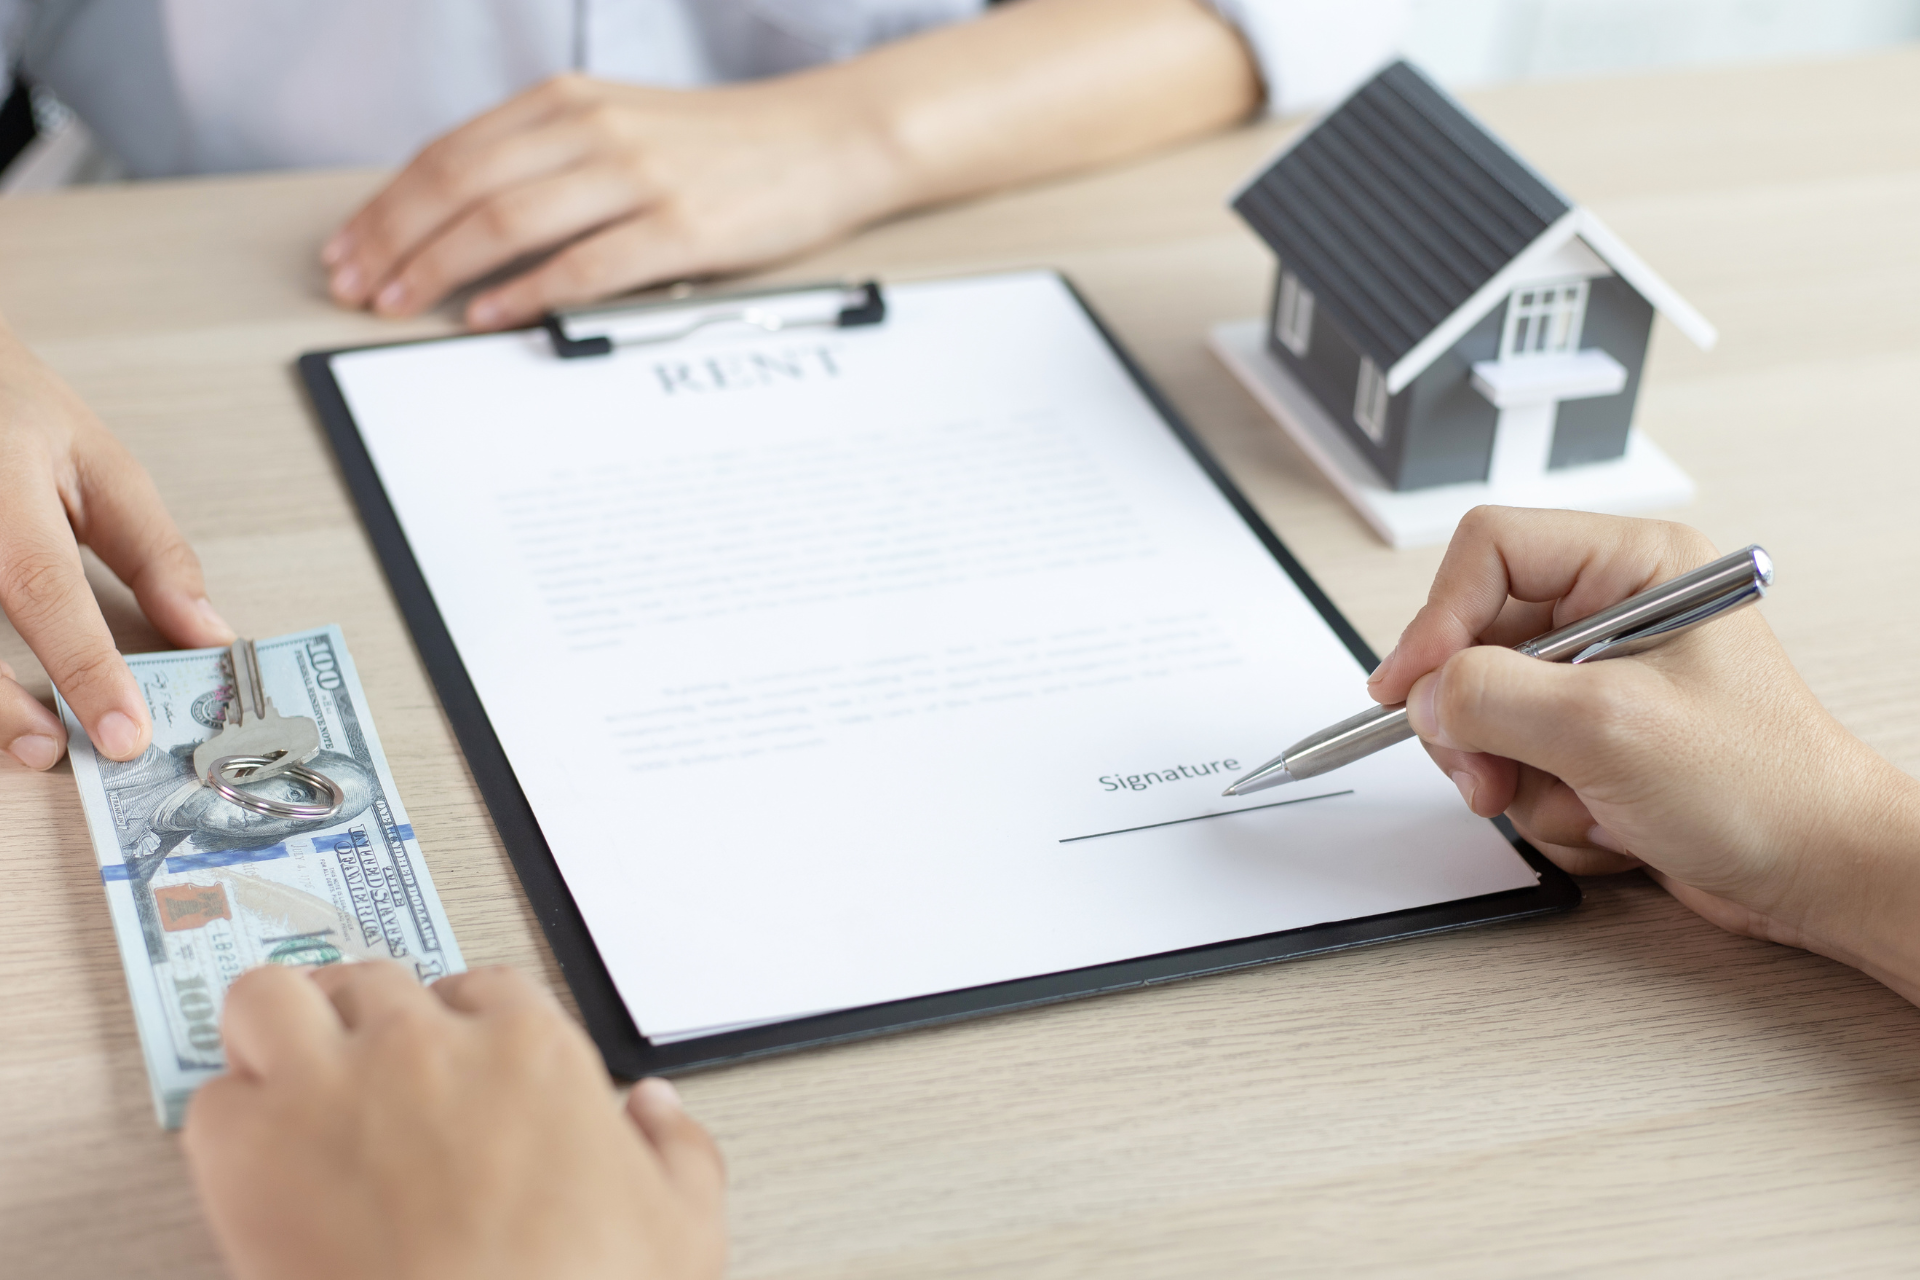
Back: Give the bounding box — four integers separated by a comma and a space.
810, 0, 1262, 216
1793, 758, 1920, 1007
328, 0, 1261, 324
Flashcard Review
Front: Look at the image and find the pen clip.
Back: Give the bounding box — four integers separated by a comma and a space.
1515, 545, 1773, 663
1568, 576, 1766, 663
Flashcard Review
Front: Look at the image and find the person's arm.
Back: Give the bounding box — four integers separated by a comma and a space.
1368, 507, 1920, 1005
0, 319, 234, 769
321, 0, 1260, 329
184, 962, 727, 1280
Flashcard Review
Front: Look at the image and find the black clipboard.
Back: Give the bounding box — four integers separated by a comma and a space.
297, 272, 1580, 1079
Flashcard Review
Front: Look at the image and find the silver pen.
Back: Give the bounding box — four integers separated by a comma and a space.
1222, 545, 1775, 798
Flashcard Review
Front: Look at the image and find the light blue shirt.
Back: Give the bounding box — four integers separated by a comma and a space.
1, 0, 1406, 177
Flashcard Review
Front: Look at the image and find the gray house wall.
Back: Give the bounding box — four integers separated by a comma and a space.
1266, 264, 1495, 490
1267, 270, 1370, 460
1401, 307, 1502, 488
1552, 276, 1653, 467
1266, 268, 1410, 485
1267, 265, 1657, 490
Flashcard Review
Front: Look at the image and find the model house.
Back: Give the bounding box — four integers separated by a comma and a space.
1230, 60, 1716, 492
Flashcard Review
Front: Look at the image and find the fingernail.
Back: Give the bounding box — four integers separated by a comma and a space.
1407, 675, 1442, 744
7, 734, 59, 770
374, 279, 407, 312
467, 298, 501, 329
1367, 644, 1397, 685
329, 263, 362, 299
638, 1077, 682, 1110
94, 710, 142, 759
321, 233, 350, 265
1450, 769, 1477, 812
1587, 824, 1625, 853
194, 597, 238, 643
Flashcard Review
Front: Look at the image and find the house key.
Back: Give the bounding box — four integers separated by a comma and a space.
191, 639, 322, 787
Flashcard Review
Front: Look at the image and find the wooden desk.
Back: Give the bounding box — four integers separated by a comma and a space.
6, 48, 1920, 1278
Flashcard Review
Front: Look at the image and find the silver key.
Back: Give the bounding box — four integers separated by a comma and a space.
191, 639, 322, 785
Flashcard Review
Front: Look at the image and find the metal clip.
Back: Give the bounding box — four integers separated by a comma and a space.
543, 281, 885, 359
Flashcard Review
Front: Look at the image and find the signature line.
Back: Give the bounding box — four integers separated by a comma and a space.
1059, 790, 1355, 843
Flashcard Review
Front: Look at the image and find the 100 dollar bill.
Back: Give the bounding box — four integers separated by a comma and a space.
59, 625, 464, 1128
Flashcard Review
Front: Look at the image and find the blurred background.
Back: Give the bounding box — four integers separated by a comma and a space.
3, 0, 1917, 194
1405, 0, 1919, 83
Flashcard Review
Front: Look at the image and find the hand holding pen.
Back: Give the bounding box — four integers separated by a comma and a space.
1226, 538, 1774, 796
1269, 509, 1920, 1005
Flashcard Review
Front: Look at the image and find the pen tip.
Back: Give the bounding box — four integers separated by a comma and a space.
1221, 765, 1294, 797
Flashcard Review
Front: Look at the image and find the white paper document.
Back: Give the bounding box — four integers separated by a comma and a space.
331, 272, 1538, 1041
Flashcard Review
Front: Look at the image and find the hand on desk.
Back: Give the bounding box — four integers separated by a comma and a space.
184, 962, 727, 1280
1369, 507, 1920, 1005
322, 72, 894, 331
0, 324, 234, 770
321, 0, 1260, 330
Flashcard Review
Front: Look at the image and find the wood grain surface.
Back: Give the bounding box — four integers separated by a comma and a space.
3, 48, 1919, 1279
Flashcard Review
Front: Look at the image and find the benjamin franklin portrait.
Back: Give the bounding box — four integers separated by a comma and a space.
102, 743, 376, 859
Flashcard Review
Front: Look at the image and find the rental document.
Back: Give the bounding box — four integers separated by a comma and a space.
330, 272, 1539, 1041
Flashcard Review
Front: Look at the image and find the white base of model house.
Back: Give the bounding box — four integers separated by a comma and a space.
1209, 320, 1695, 550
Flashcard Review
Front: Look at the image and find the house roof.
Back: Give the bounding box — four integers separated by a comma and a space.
1232, 60, 1716, 394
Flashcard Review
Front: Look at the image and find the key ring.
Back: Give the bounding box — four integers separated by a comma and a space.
207, 754, 344, 821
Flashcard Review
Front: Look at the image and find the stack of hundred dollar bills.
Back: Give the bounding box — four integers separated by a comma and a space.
57, 625, 464, 1128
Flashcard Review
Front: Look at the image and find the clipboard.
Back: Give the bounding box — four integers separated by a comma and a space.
298, 272, 1579, 1078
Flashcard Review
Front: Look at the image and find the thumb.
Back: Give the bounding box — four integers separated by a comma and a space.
1405, 645, 1621, 782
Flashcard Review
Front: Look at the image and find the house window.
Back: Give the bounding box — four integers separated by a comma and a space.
1500, 278, 1589, 360
1276, 270, 1315, 357
1354, 356, 1390, 443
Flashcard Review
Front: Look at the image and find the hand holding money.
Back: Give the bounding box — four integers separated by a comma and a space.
184, 963, 728, 1280
0, 317, 237, 769
60, 625, 465, 1125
